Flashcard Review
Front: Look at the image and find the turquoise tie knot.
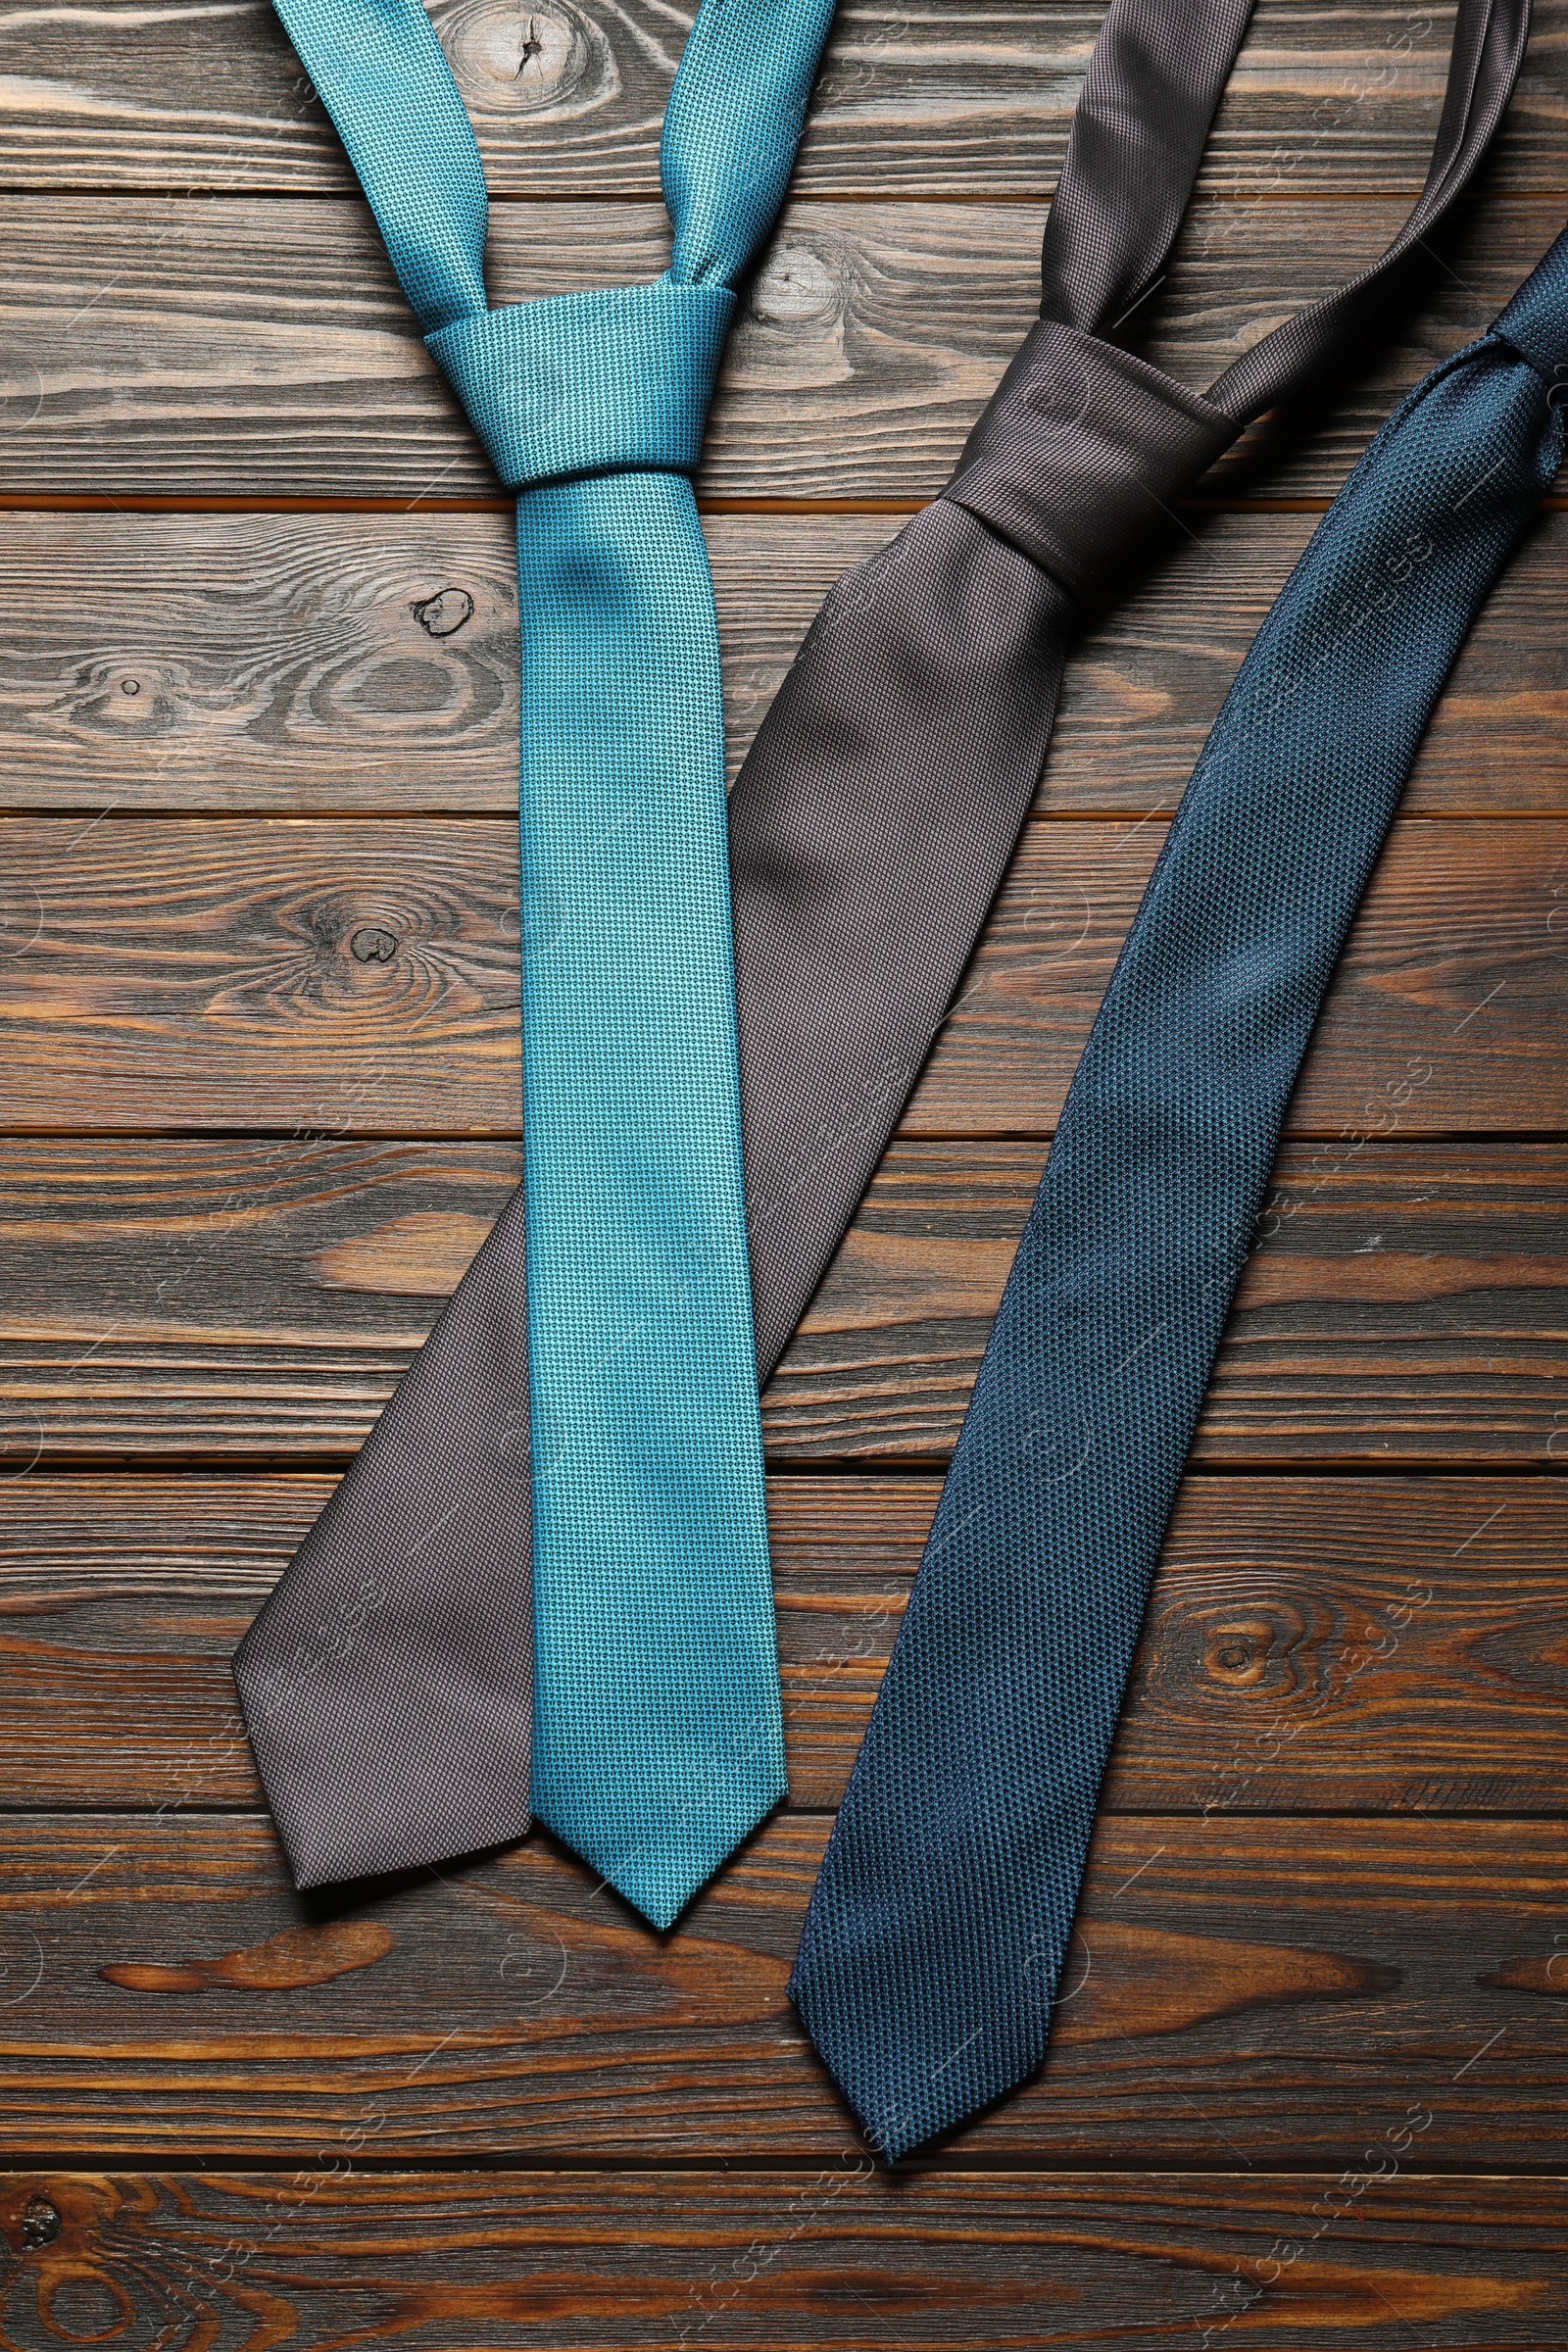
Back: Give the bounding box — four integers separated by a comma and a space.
426, 280, 737, 491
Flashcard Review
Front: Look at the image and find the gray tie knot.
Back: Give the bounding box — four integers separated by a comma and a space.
944, 317, 1241, 610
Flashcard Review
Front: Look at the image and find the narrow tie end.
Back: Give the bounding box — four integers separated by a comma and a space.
232, 1642, 535, 1895
787, 1957, 1047, 2164
786, 1971, 922, 2162
537, 1762, 787, 1933
282, 1806, 536, 1896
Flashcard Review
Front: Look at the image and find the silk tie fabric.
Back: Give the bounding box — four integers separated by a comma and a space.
791, 224, 1568, 2162
729, 0, 1532, 1371
234, 0, 836, 1922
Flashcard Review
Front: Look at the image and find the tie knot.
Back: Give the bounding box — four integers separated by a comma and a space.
426, 281, 737, 491
943, 318, 1240, 609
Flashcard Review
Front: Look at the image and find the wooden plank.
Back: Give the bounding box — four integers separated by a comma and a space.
2, 195, 1556, 502
4, 1473, 1565, 1817
2, 814, 1563, 1136
0, 2167, 1563, 2350
0, 815, 524, 1135
0, 1808, 1563, 2162
6, 0, 1567, 202
5, 508, 1568, 816
3, 1139, 1566, 1468
4, 0, 1560, 2264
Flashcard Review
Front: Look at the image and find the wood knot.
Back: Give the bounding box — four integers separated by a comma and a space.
1479, 1952, 1568, 1996
101, 1918, 395, 1995
351, 926, 398, 964
1202, 1616, 1277, 1689
89, 666, 170, 731
413, 586, 474, 638
749, 241, 841, 326
21, 2196, 61, 2249
443, 2, 602, 118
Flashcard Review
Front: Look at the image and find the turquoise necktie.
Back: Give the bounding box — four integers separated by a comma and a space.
238, 0, 836, 1924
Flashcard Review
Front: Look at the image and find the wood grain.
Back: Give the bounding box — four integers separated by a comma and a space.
0, 2168, 1564, 2350
3, 1140, 1566, 1467
5, 508, 1568, 815
910, 816, 1568, 1137
3, 0, 1568, 204
2, 195, 1555, 501
0, 1809, 1562, 2163
2, 814, 1563, 1136
5, 0, 1568, 201
4, 1473, 1565, 1817
6, 0, 1567, 2230
770, 1139, 1568, 1462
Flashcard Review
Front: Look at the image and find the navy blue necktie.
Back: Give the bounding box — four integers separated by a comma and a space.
791, 226, 1568, 2159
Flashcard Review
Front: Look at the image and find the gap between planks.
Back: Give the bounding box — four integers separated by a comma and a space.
8, 1451, 1564, 1480
4, 1124, 1567, 1142
14, 188, 1568, 208
5, 1452, 1560, 1475
0, 808, 1556, 825
15, 1798, 1568, 1820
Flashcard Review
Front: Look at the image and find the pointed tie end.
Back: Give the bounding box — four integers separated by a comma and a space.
548, 1763, 787, 1933
788, 1961, 1046, 2165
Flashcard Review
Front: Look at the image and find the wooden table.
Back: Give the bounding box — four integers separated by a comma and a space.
2, 2, 1567, 2341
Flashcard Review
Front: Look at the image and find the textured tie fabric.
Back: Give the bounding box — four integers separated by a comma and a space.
790, 225, 1568, 2162
234, 0, 836, 1922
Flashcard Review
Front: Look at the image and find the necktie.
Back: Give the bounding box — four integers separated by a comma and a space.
790, 223, 1568, 2161
728, 0, 1532, 1371
233, 0, 836, 1922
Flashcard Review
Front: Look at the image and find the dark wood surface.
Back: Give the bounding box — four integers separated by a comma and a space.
3, 816, 1565, 1135
5, 0, 1568, 198
3, 1140, 1568, 1463
4, 1807, 1568, 2165
4, 2171, 1567, 2351
5, 1474, 1566, 1812
3, 0, 1567, 2341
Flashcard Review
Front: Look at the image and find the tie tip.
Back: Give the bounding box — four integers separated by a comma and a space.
788, 1964, 1045, 2164
554, 1767, 787, 1931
